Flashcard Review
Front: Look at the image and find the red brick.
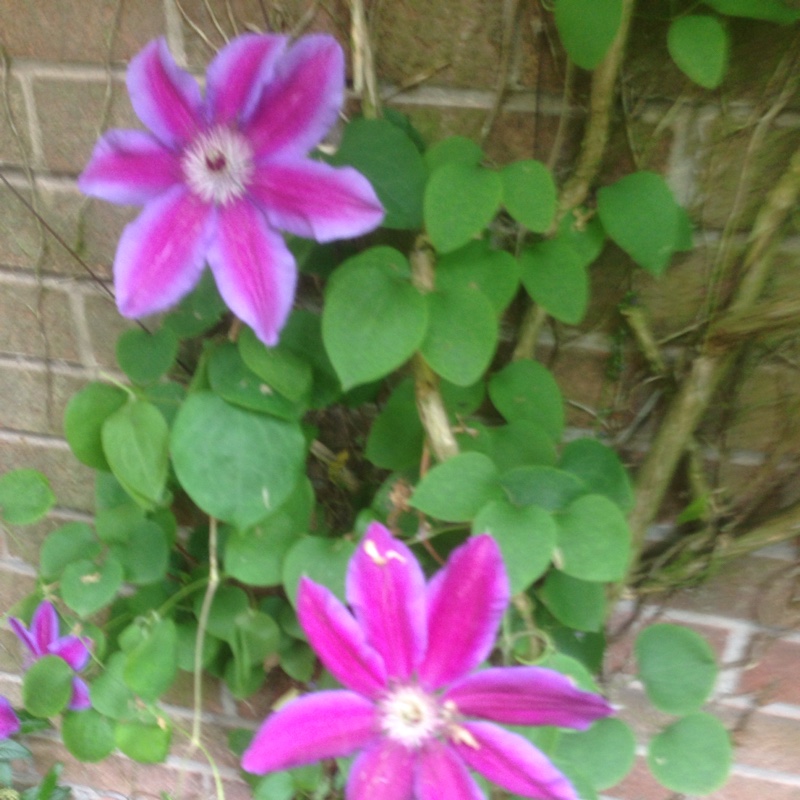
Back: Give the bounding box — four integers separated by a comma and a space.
703, 773, 800, 800
740, 637, 800, 706
734, 711, 800, 773
603, 756, 672, 800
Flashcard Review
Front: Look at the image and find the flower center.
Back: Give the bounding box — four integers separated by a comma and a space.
379, 686, 441, 749
182, 126, 253, 205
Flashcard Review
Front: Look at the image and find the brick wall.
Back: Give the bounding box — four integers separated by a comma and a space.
0, 1, 799, 797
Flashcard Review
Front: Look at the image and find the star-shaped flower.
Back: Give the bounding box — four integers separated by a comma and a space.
242, 523, 613, 799
79, 34, 384, 345
9, 601, 92, 711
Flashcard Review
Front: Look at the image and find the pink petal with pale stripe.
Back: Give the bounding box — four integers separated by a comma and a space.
69, 677, 92, 711
241, 691, 377, 774
8, 616, 38, 659
126, 38, 202, 148
31, 601, 60, 654
443, 666, 613, 728
345, 522, 427, 681
114, 185, 212, 318
453, 721, 578, 800
50, 635, 91, 672
250, 159, 384, 242
244, 35, 344, 159
346, 738, 415, 800
297, 577, 388, 698
0, 698, 20, 739
78, 130, 180, 205
417, 740, 485, 800
419, 535, 509, 690
206, 33, 287, 125
206, 200, 297, 346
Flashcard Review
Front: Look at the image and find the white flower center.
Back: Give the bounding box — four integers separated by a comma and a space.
379, 686, 441, 749
182, 126, 253, 205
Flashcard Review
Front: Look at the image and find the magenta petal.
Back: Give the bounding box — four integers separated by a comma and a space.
347, 738, 415, 800
79, 129, 181, 205
443, 667, 613, 729
68, 678, 92, 711
345, 522, 427, 681
50, 636, 91, 672
250, 160, 384, 242
0, 698, 20, 739
419, 535, 509, 690
453, 721, 577, 800
31, 601, 60, 653
8, 616, 38, 658
114, 185, 211, 318
241, 691, 377, 774
207, 200, 297, 346
297, 578, 388, 698
206, 33, 287, 125
245, 35, 344, 159
127, 38, 202, 148
417, 741, 485, 800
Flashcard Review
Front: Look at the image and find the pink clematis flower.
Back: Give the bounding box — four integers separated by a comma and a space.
242, 522, 613, 800
0, 698, 20, 739
79, 34, 384, 346
9, 601, 92, 711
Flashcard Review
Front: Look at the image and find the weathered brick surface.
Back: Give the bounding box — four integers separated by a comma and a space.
740, 638, 800, 705
0, 183, 45, 270
83, 289, 136, 368
0, 72, 32, 170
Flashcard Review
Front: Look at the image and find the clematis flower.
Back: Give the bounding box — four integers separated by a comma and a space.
0, 698, 20, 739
242, 522, 613, 800
9, 601, 92, 711
79, 34, 384, 346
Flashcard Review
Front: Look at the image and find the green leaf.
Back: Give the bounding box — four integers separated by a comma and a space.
122, 618, 178, 701
559, 438, 634, 511
473, 500, 556, 593
282, 536, 357, 606
501, 160, 557, 232
486, 421, 557, 471
519, 239, 589, 324
635, 624, 718, 714
95, 503, 145, 544
62, 710, 116, 762
411, 452, 502, 522
279, 640, 316, 683
101, 400, 169, 509
558, 211, 606, 268
425, 163, 503, 254
539, 571, 606, 632
330, 117, 427, 229
194, 585, 250, 640
597, 172, 681, 275
89, 653, 136, 719
0, 739, 32, 760
229, 609, 280, 664
238, 326, 313, 403
557, 718, 636, 790
40, 523, 100, 581
111, 520, 170, 585
500, 466, 585, 511
703, 0, 799, 23
366, 379, 425, 470
64, 382, 128, 470
0, 469, 55, 526
420, 287, 498, 386
441, 379, 486, 417
489, 360, 564, 439
116, 326, 179, 385
208, 342, 305, 419
253, 772, 295, 800
23, 656, 73, 717
668, 16, 729, 89
171, 392, 306, 529
556, 494, 631, 581
436, 242, 520, 315
647, 713, 732, 794
323, 248, 427, 390
175, 621, 222, 672
163, 269, 227, 337
424, 136, 484, 171
114, 716, 172, 763
554, 0, 624, 69
60, 556, 124, 616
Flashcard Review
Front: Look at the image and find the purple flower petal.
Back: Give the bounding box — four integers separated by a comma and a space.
346, 738, 415, 800
8, 616, 38, 658
78, 130, 181, 205
297, 577, 388, 698
50, 635, 92, 672
68, 677, 92, 711
443, 667, 613, 729
127, 38, 202, 148
206, 33, 287, 126
417, 740, 485, 800
244, 35, 344, 159
419, 535, 509, 690
250, 160, 384, 242
206, 199, 297, 346
241, 691, 377, 775
345, 522, 427, 682
31, 601, 60, 654
453, 721, 577, 800
0, 698, 20, 739
114, 185, 212, 319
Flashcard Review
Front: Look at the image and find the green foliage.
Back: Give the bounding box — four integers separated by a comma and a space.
0, 469, 55, 525
668, 15, 729, 89
554, 0, 624, 69
23, 657, 73, 718
116, 326, 179, 385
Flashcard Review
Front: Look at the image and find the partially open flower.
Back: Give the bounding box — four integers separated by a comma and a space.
0, 698, 20, 739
